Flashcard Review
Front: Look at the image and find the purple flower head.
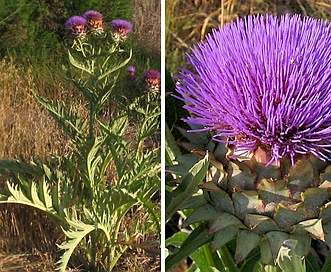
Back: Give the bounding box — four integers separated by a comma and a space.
175, 14, 331, 166
144, 69, 161, 91
83, 10, 103, 32
110, 19, 133, 40
65, 16, 87, 37
128, 66, 136, 75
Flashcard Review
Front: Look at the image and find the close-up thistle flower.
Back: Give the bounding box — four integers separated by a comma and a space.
110, 19, 133, 41
65, 16, 87, 38
83, 10, 103, 34
175, 14, 331, 166
144, 69, 161, 92
167, 13, 331, 272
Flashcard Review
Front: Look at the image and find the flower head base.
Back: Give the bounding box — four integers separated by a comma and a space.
175, 14, 331, 166
144, 70, 161, 92
83, 10, 104, 34
65, 16, 87, 38
110, 19, 133, 41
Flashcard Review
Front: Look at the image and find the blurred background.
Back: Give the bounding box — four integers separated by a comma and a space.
166, 0, 331, 74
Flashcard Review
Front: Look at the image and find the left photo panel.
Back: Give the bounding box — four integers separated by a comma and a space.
0, 0, 161, 271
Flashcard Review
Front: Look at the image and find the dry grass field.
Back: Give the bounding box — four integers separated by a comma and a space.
0, 0, 161, 271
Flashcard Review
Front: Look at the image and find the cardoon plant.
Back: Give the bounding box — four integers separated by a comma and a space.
166, 14, 331, 272
0, 10, 160, 272
110, 19, 133, 41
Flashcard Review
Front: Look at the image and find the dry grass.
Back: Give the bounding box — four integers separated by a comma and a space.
0, 58, 72, 159
0, 0, 161, 270
166, 0, 331, 73
132, 0, 161, 56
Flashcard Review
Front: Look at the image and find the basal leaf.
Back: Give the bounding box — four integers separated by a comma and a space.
165, 224, 212, 271
166, 153, 210, 221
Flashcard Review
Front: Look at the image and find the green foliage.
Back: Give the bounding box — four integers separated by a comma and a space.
165, 124, 331, 271
0, 0, 134, 67
0, 22, 160, 271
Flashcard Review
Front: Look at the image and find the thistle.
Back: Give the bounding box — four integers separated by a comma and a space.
65, 16, 87, 38
167, 14, 331, 271
144, 69, 161, 92
110, 19, 133, 41
83, 10, 104, 34
175, 14, 331, 166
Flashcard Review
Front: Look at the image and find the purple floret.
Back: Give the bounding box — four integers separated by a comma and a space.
127, 66, 136, 75
144, 70, 161, 79
65, 16, 87, 36
83, 10, 103, 20
175, 14, 331, 165
82, 10, 103, 32
110, 19, 133, 39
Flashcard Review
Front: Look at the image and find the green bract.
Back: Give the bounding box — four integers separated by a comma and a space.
166, 124, 331, 272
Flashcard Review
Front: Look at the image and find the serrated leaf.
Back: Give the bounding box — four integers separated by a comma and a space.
6, 181, 31, 204
68, 50, 93, 74
97, 49, 132, 80
34, 93, 87, 139
56, 220, 97, 272
30, 181, 46, 207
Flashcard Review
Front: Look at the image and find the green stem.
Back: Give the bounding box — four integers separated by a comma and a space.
218, 245, 239, 272
89, 102, 96, 140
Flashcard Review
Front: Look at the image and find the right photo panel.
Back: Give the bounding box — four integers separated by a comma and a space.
165, 1, 331, 271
